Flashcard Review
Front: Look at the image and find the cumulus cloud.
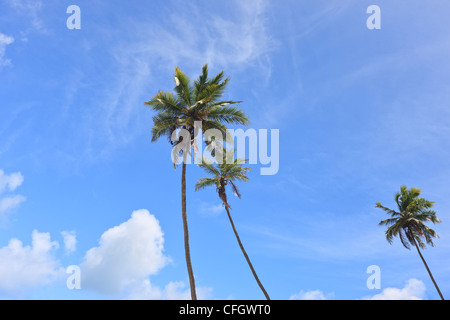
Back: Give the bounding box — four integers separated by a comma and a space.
0, 169, 23, 193
363, 279, 426, 300
0, 230, 63, 296
80, 209, 170, 295
80, 209, 214, 299
0, 208, 213, 299
290, 289, 333, 300
61, 230, 77, 254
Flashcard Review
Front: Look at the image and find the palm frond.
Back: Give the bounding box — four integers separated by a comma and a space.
399, 228, 411, 250
375, 202, 399, 217
195, 178, 218, 191
174, 67, 192, 106
207, 70, 225, 86
193, 64, 209, 100
378, 217, 399, 227
198, 158, 221, 177
145, 91, 184, 115
229, 180, 241, 199
205, 104, 250, 126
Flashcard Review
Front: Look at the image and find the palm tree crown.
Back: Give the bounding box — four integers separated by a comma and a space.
146, 64, 249, 152
376, 185, 441, 249
195, 153, 250, 209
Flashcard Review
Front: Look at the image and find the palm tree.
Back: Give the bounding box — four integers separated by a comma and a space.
145, 65, 249, 300
195, 154, 270, 300
376, 185, 444, 300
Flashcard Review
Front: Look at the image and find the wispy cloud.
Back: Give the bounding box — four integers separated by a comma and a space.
4, 0, 45, 35
0, 33, 14, 68
199, 202, 225, 217
131, 0, 274, 73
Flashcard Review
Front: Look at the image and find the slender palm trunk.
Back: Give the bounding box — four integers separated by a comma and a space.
182, 154, 197, 300
225, 206, 270, 300
412, 238, 444, 300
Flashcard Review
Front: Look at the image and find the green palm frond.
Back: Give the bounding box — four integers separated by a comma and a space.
193, 64, 209, 100
375, 202, 399, 217
378, 217, 398, 227
195, 178, 218, 191
145, 91, 184, 115
205, 104, 250, 125
207, 70, 225, 86
198, 158, 221, 177
174, 67, 193, 106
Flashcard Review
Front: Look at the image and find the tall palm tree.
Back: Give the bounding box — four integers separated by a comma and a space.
145, 65, 249, 300
195, 154, 270, 300
376, 185, 444, 300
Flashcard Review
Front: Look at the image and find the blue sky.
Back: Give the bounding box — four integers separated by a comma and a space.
1, 0, 450, 300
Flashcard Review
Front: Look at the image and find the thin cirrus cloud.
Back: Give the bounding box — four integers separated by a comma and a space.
3, 0, 44, 34
129, 0, 274, 71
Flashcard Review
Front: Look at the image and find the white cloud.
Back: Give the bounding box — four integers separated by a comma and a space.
0, 169, 23, 194
290, 289, 333, 300
0, 230, 63, 297
199, 202, 225, 217
0, 209, 213, 299
80, 209, 215, 299
0, 33, 14, 67
80, 209, 170, 296
363, 279, 426, 300
0, 195, 26, 214
0, 169, 25, 218
126, 280, 213, 300
61, 230, 77, 254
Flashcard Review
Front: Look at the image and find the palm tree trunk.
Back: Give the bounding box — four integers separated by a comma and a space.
225, 206, 270, 300
182, 153, 197, 300
412, 237, 444, 300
